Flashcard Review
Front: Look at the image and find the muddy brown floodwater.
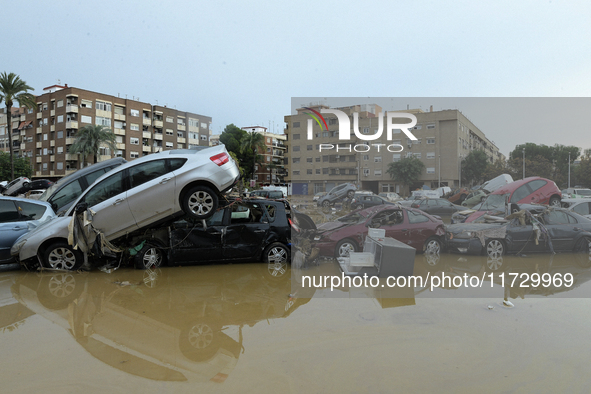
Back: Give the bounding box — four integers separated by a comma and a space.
2, 252, 591, 393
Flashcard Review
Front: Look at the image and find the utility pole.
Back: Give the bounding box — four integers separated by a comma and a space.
522, 148, 525, 179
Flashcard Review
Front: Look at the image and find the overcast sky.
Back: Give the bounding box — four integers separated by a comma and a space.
3, 0, 590, 157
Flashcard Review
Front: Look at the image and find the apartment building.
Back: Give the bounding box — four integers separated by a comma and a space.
1, 84, 211, 179
241, 126, 287, 185
284, 103, 504, 196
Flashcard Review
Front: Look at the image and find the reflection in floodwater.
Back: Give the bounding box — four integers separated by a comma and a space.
9, 265, 311, 383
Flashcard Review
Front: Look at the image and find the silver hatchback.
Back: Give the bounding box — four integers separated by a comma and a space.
12, 145, 240, 270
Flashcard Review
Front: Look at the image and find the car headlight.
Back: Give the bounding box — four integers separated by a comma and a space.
11, 238, 27, 256
454, 231, 473, 239
314, 236, 322, 241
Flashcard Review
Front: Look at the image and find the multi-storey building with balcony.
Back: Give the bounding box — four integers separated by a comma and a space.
1, 84, 211, 179
241, 126, 287, 186
284, 103, 504, 196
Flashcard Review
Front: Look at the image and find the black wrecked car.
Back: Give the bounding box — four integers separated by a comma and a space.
350, 193, 395, 210
446, 206, 591, 258
130, 199, 306, 277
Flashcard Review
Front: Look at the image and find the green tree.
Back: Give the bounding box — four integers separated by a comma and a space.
240, 131, 266, 181
0, 72, 36, 180
575, 156, 591, 188
68, 124, 117, 165
481, 158, 512, 182
0, 151, 32, 180
461, 150, 489, 186
219, 124, 256, 178
386, 157, 425, 191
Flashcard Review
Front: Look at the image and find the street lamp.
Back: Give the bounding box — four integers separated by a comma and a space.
458, 155, 463, 189
568, 152, 571, 188
522, 148, 525, 179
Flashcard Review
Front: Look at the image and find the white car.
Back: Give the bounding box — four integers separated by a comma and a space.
11, 146, 240, 270
3, 177, 30, 196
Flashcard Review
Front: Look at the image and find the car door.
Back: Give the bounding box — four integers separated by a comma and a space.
124, 158, 186, 228
436, 199, 456, 215
81, 170, 136, 240
371, 209, 410, 245
0, 200, 26, 261
169, 208, 226, 263
542, 210, 577, 252
222, 202, 270, 259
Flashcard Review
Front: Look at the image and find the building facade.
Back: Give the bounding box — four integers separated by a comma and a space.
1, 84, 211, 179
284, 104, 504, 196
240, 126, 287, 185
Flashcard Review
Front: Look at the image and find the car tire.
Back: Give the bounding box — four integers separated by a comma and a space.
486, 256, 504, 271
574, 236, 591, 268
263, 242, 290, 279
182, 185, 219, 220
335, 238, 358, 259
43, 242, 83, 271
134, 244, 165, 270
549, 195, 561, 207
38, 273, 84, 310
347, 190, 355, 199
322, 200, 331, 208
424, 237, 442, 254
485, 239, 505, 259
179, 322, 220, 362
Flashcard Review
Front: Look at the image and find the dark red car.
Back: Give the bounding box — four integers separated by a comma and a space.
465, 177, 562, 223
312, 205, 445, 258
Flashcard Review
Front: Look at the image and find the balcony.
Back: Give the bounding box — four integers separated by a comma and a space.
20, 130, 26, 136
142, 131, 151, 139
50, 125, 55, 132
142, 145, 151, 153
50, 140, 55, 147
36, 157, 42, 163
114, 113, 126, 121
51, 110, 55, 117
116, 143, 126, 150
152, 119, 162, 128
66, 121, 78, 129
20, 114, 26, 121
36, 112, 42, 119
66, 137, 76, 145
143, 117, 152, 126
65, 169, 77, 175
114, 128, 126, 136
36, 142, 42, 148
36, 127, 42, 134
177, 137, 186, 144
20, 143, 25, 150
50, 155, 55, 162
66, 154, 78, 160
66, 104, 78, 113
153, 133, 163, 140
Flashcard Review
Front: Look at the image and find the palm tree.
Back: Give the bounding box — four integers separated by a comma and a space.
240, 131, 267, 183
0, 72, 36, 180
69, 124, 117, 166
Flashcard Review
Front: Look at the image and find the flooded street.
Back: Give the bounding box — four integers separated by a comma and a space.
2, 252, 591, 393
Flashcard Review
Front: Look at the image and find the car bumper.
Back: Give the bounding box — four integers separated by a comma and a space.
446, 237, 483, 255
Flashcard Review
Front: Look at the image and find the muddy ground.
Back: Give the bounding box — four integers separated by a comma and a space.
2, 251, 591, 393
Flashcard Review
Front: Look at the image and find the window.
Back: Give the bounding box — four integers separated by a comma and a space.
510, 185, 531, 203
408, 210, 429, 223
413, 153, 421, 159
201, 123, 208, 129
166, 116, 174, 123
81, 115, 92, 124
363, 168, 370, 176
307, 145, 313, 151
177, 118, 185, 126
129, 159, 174, 188
413, 125, 422, 130
57, 100, 64, 108
96, 116, 111, 127
426, 124, 435, 129
57, 146, 63, 154
57, 162, 63, 170
293, 134, 301, 140
293, 122, 300, 128
427, 152, 435, 159
322, 132, 329, 137
114, 121, 124, 129
130, 124, 139, 131
114, 106, 124, 115
95, 101, 112, 112
573, 202, 591, 216
329, 118, 337, 125
84, 172, 125, 207
57, 115, 63, 123
323, 168, 329, 174
130, 137, 139, 145
189, 118, 199, 127
363, 127, 369, 134
293, 146, 300, 152
200, 135, 207, 141
177, 131, 184, 138
307, 169, 313, 174
293, 170, 300, 175
527, 179, 547, 192
80, 99, 92, 108
374, 156, 382, 163
427, 138, 435, 144
307, 157, 313, 163
374, 170, 382, 176
130, 152, 139, 158
57, 131, 63, 139
166, 142, 174, 148
316, 169, 321, 174
426, 167, 435, 174
166, 129, 174, 135
130, 109, 139, 117
393, 154, 401, 162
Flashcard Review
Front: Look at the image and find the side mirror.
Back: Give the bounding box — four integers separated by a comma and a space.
75, 202, 89, 214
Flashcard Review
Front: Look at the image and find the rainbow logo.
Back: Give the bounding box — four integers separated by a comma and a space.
304, 107, 328, 131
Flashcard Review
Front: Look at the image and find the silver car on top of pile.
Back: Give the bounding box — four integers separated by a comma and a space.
11, 145, 240, 269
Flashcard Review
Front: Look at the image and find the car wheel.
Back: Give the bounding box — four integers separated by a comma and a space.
574, 236, 591, 268
485, 239, 505, 259
486, 256, 504, 271
335, 238, 358, 259
549, 195, 561, 207
322, 200, 331, 208
38, 273, 84, 310
134, 244, 165, 270
263, 242, 290, 279
43, 243, 83, 271
179, 322, 220, 362
183, 185, 219, 220
347, 190, 355, 199
424, 237, 442, 254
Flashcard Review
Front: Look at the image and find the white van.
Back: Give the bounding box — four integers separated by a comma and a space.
481, 174, 513, 194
